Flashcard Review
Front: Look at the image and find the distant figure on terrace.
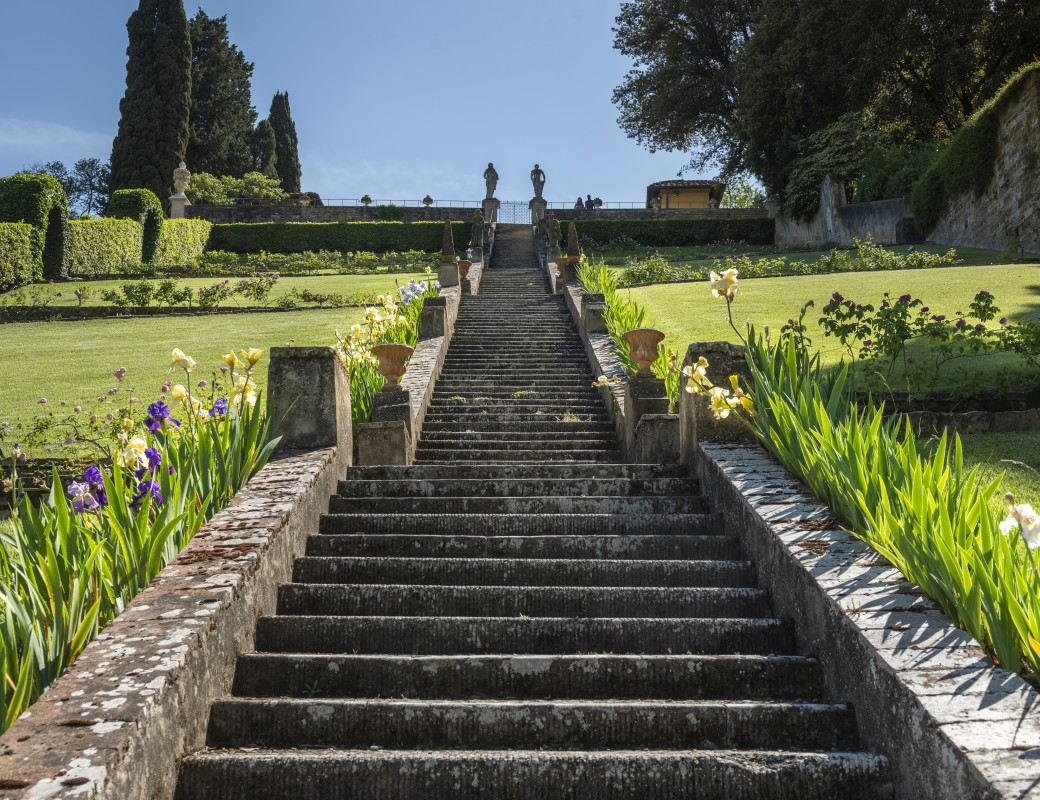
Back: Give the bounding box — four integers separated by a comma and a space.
585, 194, 594, 210
574, 197, 583, 209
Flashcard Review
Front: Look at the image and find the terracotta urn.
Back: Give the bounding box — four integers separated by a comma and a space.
456, 259, 472, 278
371, 343, 414, 392
554, 256, 578, 268
622, 328, 666, 377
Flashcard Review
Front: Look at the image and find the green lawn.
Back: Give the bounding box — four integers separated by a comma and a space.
0, 271, 432, 309
0, 307, 367, 454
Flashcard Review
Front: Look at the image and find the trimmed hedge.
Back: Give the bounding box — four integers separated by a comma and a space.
0, 223, 36, 288
154, 219, 213, 266
912, 62, 1040, 232
568, 218, 775, 246
0, 173, 70, 280
67, 219, 144, 276
110, 189, 164, 262
207, 221, 472, 254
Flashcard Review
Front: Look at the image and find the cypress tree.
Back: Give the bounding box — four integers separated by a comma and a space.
252, 119, 279, 180
269, 91, 302, 193
109, 0, 192, 206
186, 11, 257, 178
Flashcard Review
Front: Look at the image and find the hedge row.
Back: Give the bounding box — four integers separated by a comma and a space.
0, 173, 70, 280
110, 189, 165, 263
153, 219, 213, 266
0, 223, 36, 288
67, 219, 144, 277
565, 218, 776, 247
207, 221, 472, 254
912, 62, 1040, 232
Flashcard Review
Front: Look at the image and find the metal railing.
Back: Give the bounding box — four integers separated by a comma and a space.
322, 198, 484, 208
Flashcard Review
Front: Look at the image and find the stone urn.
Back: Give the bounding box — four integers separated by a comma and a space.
371, 343, 414, 392
456, 259, 472, 278
360, 194, 373, 206
622, 328, 666, 377
422, 195, 434, 206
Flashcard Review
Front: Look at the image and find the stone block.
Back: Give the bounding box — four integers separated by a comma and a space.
438, 261, 460, 288
357, 420, 411, 466
371, 390, 414, 450
623, 376, 669, 459
419, 297, 447, 339
680, 342, 755, 457
266, 346, 352, 457
584, 303, 608, 334
991, 409, 1040, 432
634, 413, 680, 465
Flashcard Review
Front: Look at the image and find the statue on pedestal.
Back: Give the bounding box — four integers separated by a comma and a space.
483, 163, 499, 200
530, 164, 546, 200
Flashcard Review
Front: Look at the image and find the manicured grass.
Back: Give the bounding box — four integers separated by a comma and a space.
938, 431, 1040, 514
0, 308, 366, 454
0, 271, 432, 309
630, 263, 1040, 391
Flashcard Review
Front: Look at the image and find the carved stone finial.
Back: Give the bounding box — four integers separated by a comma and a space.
172, 161, 191, 199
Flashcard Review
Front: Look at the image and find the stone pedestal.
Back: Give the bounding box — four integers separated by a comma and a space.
266, 346, 352, 458
581, 293, 607, 334
679, 341, 755, 468
438, 261, 459, 288
419, 297, 448, 339
371, 390, 414, 456
623, 375, 669, 458
529, 199, 547, 224
169, 195, 189, 220
634, 413, 680, 465
357, 420, 410, 466
482, 198, 501, 223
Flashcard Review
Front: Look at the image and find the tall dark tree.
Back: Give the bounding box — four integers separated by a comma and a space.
109, 0, 192, 206
733, 0, 892, 199
611, 0, 761, 176
185, 10, 257, 178
71, 158, 111, 217
252, 118, 278, 180
268, 91, 301, 192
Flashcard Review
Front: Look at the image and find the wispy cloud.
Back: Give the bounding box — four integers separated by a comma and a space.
0, 118, 112, 172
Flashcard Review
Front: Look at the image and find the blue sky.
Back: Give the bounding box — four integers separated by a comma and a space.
0, 1, 700, 203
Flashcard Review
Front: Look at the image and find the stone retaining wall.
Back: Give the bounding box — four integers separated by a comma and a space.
694, 442, 1040, 800
0, 446, 351, 800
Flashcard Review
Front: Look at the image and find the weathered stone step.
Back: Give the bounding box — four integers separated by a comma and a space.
428, 395, 604, 405
421, 421, 616, 434
344, 464, 686, 481
335, 476, 695, 498
231, 653, 819, 700
319, 512, 717, 537
277, 584, 769, 619
206, 698, 857, 751
411, 439, 618, 455
413, 449, 621, 463
176, 749, 891, 800
420, 429, 613, 442
254, 616, 794, 655
327, 495, 705, 516
292, 557, 753, 587
433, 381, 597, 391
423, 407, 609, 418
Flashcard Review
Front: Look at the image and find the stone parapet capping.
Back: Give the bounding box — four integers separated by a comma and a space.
694, 441, 1040, 800
0, 445, 351, 800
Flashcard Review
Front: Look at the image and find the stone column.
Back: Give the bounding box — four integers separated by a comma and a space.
266, 346, 352, 459
529, 199, 547, 224
678, 341, 755, 468
169, 161, 191, 220
359, 391, 414, 465
482, 198, 501, 223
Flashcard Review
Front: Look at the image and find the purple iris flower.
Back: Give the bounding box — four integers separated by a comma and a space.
145, 447, 162, 470
130, 480, 163, 509
209, 398, 228, 418
67, 482, 98, 513
144, 401, 179, 432
84, 466, 104, 485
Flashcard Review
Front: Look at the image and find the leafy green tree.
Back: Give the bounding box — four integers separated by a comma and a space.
611, 0, 761, 176
782, 114, 875, 218
23, 161, 74, 200
268, 92, 301, 193
185, 10, 257, 178
252, 118, 278, 180
109, 0, 192, 207
718, 176, 765, 208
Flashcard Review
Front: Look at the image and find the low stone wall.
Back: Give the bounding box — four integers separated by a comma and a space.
774, 178, 918, 247
552, 207, 768, 221
694, 442, 1040, 800
0, 445, 351, 800
185, 205, 484, 225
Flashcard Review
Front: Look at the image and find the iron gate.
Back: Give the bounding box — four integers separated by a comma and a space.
498, 201, 530, 224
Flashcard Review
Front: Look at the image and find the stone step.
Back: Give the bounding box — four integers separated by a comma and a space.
413, 449, 622, 464
231, 653, 819, 700
176, 749, 891, 800
419, 430, 615, 443
344, 464, 686, 481
420, 421, 617, 434
318, 512, 718, 537
423, 409, 611, 421
334, 476, 695, 498
291, 557, 754, 588
327, 495, 706, 516
277, 584, 769, 619
254, 616, 795, 655
205, 698, 858, 751
411, 439, 619, 454
305, 534, 737, 560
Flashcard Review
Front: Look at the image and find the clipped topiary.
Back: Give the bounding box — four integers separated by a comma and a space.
0, 173, 70, 280
110, 188, 164, 262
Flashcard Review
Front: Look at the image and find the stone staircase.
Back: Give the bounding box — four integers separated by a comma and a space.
174, 224, 890, 799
